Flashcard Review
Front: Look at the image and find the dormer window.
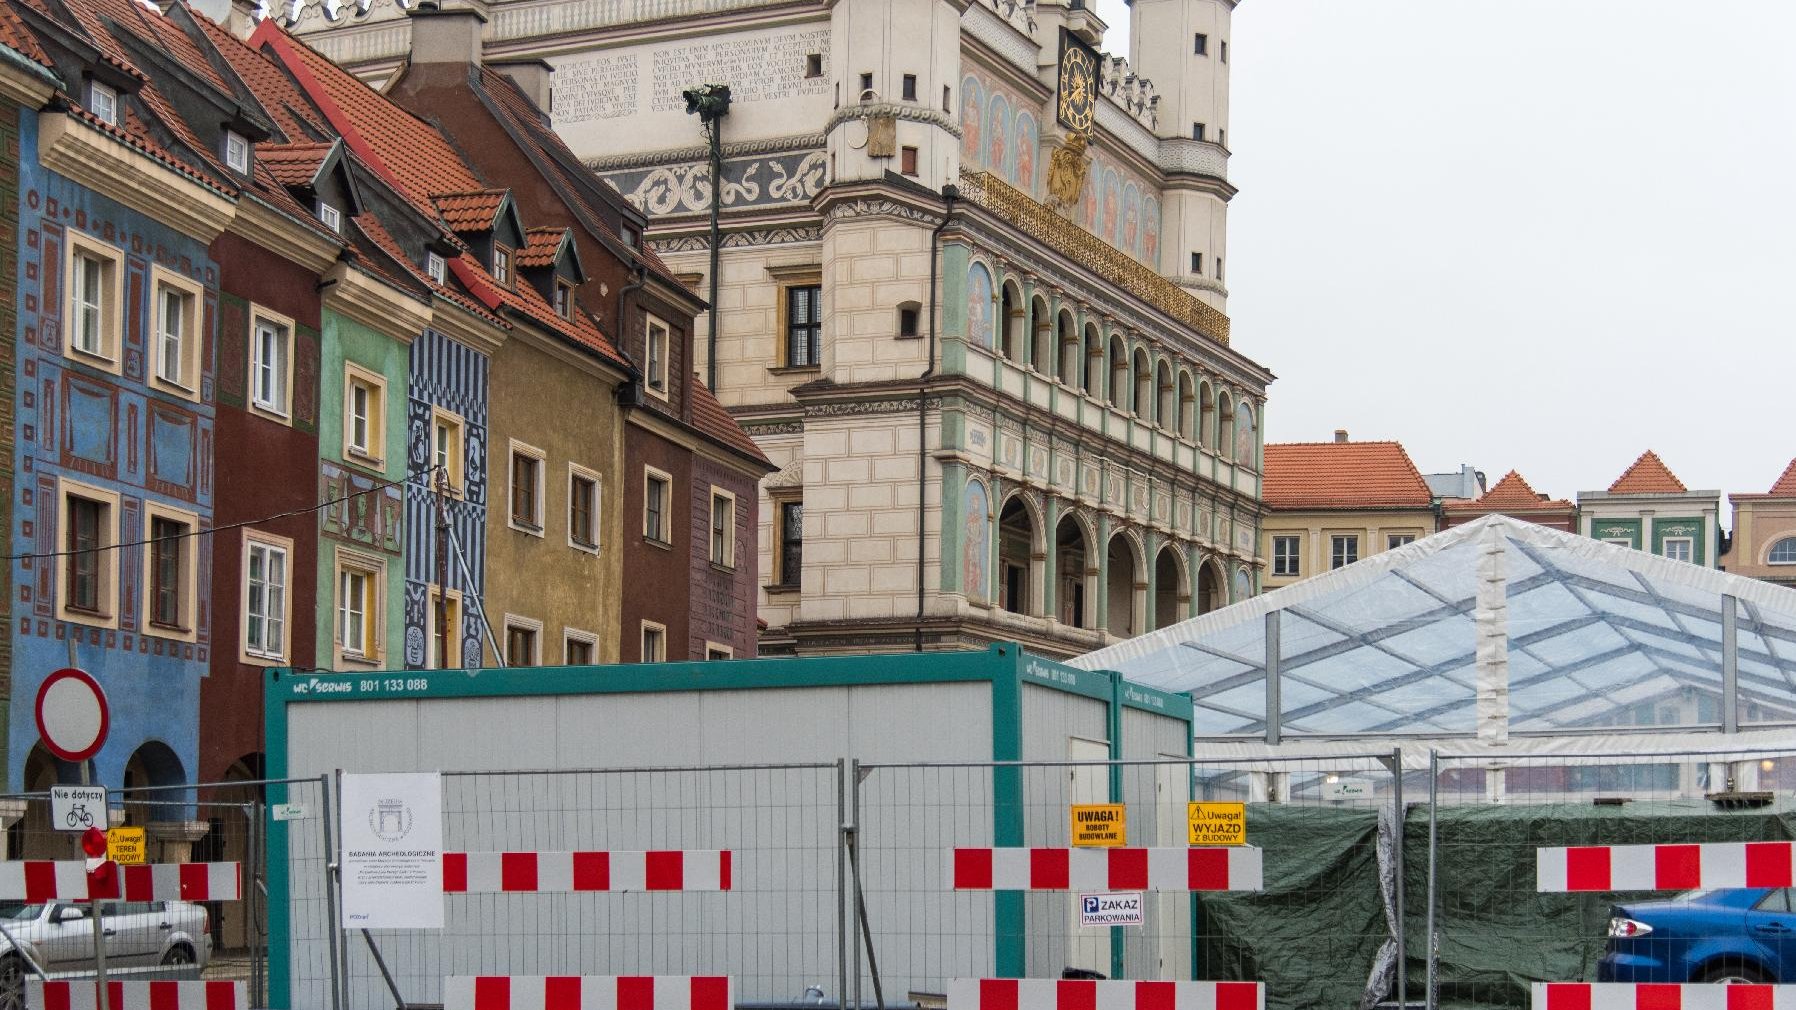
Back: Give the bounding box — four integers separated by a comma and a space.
88, 81, 119, 126
622, 226, 639, 249
554, 281, 573, 320
493, 246, 512, 287
317, 201, 342, 233
426, 252, 447, 285
223, 130, 250, 173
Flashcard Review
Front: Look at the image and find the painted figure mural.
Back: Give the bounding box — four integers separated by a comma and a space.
964, 479, 991, 602
967, 262, 995, 350
961, 76, 984, 162
1015, 112, 1038, 193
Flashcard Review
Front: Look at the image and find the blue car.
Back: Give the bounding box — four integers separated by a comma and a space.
1599, 888, 1796, 983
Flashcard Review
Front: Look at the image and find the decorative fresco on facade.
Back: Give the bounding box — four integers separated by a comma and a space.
402, 329, 489, 669
963, 477, 990, 603
601, 150, 828, 214
966, 261, 995, 351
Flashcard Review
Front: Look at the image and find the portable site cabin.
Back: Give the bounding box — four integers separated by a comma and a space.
262, 644, 1193, 1010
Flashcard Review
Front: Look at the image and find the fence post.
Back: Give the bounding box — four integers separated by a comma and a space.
1391, 747, 1406, 1008
318, 773, 344, 1010
1424, 750, 1439, 1010
837, 758, 848, 1010
1722, 594, 1739, 734
1264, 611, 1281, 746
247, 800, 263, 1009
849, 759, 861, 1010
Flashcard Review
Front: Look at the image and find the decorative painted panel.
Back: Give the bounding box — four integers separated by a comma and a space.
967, 262, 995, 350
403, 329, 490, 669
601, 149, 828, 214
321, 461, 404, 553
964, 478, 991, 603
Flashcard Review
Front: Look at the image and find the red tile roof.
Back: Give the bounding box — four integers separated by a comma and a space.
189, 11, 331, 142
1442, 470, 1572, 514
258, 140, 335, 187
433, 189, 508, 232
0, 1, 53, 70
1608, 450, 1688, 495
689, 375, 772, 467
1262, 441, 1434, 511
1769, 458, 1796, 497
516, 226, 567, 268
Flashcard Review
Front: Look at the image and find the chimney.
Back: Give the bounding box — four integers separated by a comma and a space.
1333, 429, 1349, 443
409, 0, 489, 66
491, 59, 554, 116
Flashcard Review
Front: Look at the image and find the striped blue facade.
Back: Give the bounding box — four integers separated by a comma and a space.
402, 328, 488, 669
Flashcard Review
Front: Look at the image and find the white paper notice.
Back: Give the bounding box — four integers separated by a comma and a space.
339, 772, 444, 929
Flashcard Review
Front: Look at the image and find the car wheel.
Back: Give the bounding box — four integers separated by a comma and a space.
0, 955, 24, 1010
1696, 961, 1772, 984
161, 945, 195, 967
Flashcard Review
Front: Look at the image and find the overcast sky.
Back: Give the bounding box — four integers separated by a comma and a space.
1096, 0, 1796, 507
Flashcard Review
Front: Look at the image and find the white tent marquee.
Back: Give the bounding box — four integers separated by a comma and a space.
1073, 515, 1796, 767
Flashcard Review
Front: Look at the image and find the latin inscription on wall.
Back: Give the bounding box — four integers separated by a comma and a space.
556, 27, 832, 126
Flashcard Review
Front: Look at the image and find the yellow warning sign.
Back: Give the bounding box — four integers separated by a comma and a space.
1187, 802, 1247, 846
107, 826, 147, 865
1069, 804, 1127, 847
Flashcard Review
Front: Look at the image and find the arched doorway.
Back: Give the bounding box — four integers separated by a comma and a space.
1106, 534, 1140, 637
998, 497, 1038, 615
1154, 547, 1186, 630
1000, 282, 1023, 360
1197, 561, 1224, 616
1058, 310, 1081, 388
13, 744, 93, 859
1055, 515, 1092, 629
205, 753, 266, 953
122, 740, 186, 827
1031, 295, 1052, 372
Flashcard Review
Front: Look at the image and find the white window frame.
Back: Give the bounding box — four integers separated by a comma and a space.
709, 486, 737, 568
643, 466, 672, 544
316, 201, 342, 233
562, 627, 598, 666
567, 463, 601, 554
333, 548, 385, 665
1661, 537, 1694, 564
64, 232, 123, 373
1330, 534, 1359, 570
431, 407, 465, 498
640, 620, 667, 663
56, 478, 121, 629
507, 438, 547, 535
1770, 538, 1796, 566
241, 531, 293, 665
223, 130, 250, 173
342, 362, 388, 468
148, 265, 203, 400
249, 306, 295, 422
141, 500, 200, 643
426, 251, 447, 285
1386, 533, 1418, 551
705, 642, 733, 661
87, 80, 119, 126
1272, 535, 1301, 577
644, 314, 670, 399
503, 613, 543, 667
426, 584, 463, 669
493, 245, 513, 287
554, 280, 573, 320
1602, 537, 1634, 548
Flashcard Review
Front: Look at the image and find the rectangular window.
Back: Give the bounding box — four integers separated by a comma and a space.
569, 466, 599, 551
1190, 252, 1202, 275
564, 629, 597, 666
88, 81, 119, 125
777, 500, 803, 587
1193, 33, 1208, 55
493, 246, 512, 286
645, 315, 669, 396
902, 74, 917, 101
644, 468, 671, 544
428, 587, 461, 669
943, 85, 952, 112
641, 621, 666, 663
1330, 535, 1359, 570
148, 516, 189, 630
900, 146, 919, 176
899, 305, 920, 337
805, 54, 823, 79
344, 365, 386, 463
858, 72, 873, 96
432, 409, 465, 496
1272, 535, 1300, 577
224, 130, 250, 173
67, 235, 123, 368
1217, 256, 1224, 280
1218, 128, 1226, 148
66, 496, 105, 614
505, 618, 540, 667
71, 251, 106, 356
426, 251, 447, 284
554, 281, 573, 320
251, 312, 292, 418
785, 285, 821, 367
706, 643, 733, 661
58, 480, 119, 626
244, 535, 290, 662
1602, 537, 1634, 548
1387, 534, 1417, 551
151, 275, 198, 393
509, 442, 544, 532
316, 201, 342, 232
1662, 537, 1693, 563
335, 555, 383, 663
710, 488, 736, 567
1192, 123, 1205, 142
1221, 39, 1228, 63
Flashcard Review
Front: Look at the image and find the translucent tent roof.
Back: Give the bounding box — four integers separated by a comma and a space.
1072, 515, 1796, 742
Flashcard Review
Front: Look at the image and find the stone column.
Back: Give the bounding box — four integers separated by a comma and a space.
0, 800, 26, 859
148, 820, 211, 864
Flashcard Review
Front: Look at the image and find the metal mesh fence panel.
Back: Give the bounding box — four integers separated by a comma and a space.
1423, 746, 1796, 1010
334, 764, 843, 1010
855, 753, 1404, 1010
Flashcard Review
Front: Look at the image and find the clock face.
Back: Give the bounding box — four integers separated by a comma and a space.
1057, 33, 1098, 132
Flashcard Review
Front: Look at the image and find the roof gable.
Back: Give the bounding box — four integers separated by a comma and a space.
1770, 458, 1796, 497
1608, 450, 1688, 495
1262, 441, 1434, 510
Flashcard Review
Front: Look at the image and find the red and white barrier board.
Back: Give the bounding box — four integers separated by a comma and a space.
29, 980, 247, 1010
947, 978, 1263, 1010
1536, 842, 1796, 892
441, 851, 732, 893
1534, 982, 1796, 1010
0, 861, 240, 902
951, 847, 1263, 892
444, 976, 733, 1010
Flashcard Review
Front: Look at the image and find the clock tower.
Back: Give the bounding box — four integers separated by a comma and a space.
1126, 0, 1237, 312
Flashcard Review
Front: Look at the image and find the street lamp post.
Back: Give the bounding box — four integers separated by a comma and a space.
682, 83, 731, 393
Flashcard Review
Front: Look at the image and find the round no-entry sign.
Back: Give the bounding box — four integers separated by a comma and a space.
35, 667, 109, 763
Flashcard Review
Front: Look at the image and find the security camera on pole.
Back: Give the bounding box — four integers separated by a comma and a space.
34, 667, 114, 1010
